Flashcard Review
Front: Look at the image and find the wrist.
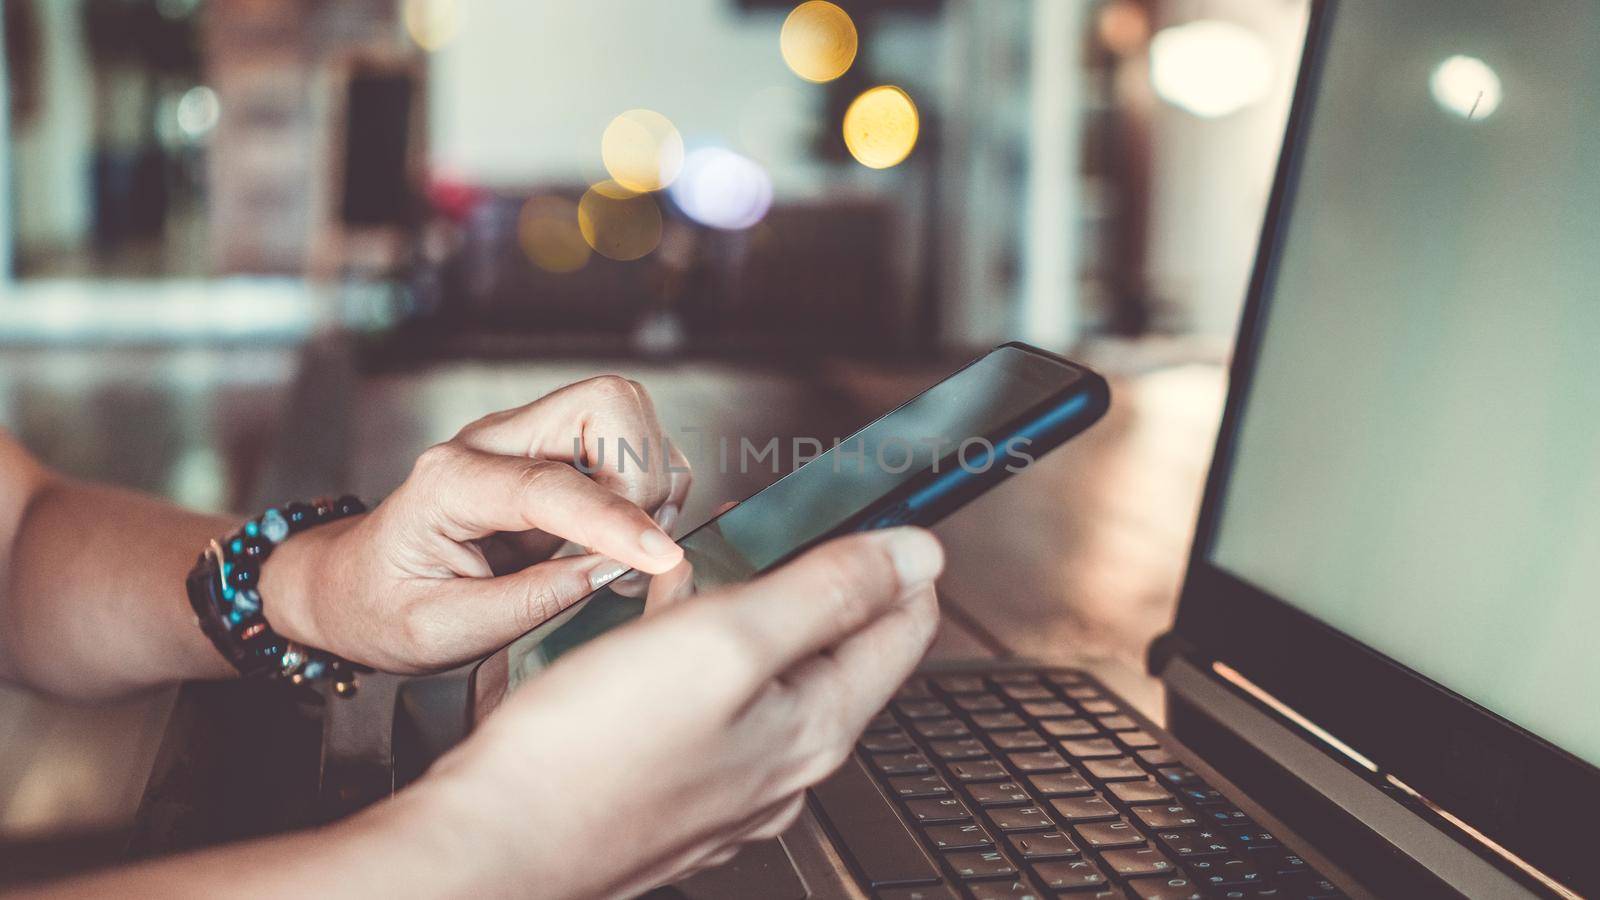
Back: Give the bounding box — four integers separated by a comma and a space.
258, 514, 358, 651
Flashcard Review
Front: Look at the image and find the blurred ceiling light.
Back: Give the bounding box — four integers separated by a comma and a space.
175, 86, 220, 140
1097, 1, 1150, 56
602, 109, 685, 193
780, 1, 858, 83
1149, 19, 1273, 119
669, 147, 774, 231
842, 85, 920, 169
519, 195, 592, 274
579, 182, 664, 261
1430, 55, 1502, 121
404, 0, 461, 52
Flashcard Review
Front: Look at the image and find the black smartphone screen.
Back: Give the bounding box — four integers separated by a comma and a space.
471, 345, 1102, 716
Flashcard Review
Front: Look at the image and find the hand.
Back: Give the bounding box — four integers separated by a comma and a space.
260, 375, 692, 673
403, 527, 944, 899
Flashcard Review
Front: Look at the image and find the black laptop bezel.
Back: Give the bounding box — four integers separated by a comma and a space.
1168, 1, 1599, 894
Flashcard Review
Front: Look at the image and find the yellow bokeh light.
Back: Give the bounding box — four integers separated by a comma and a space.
403, 0, 460, 52
842, 85, 920, 169
601, 109, 685, 193
578, 181, 663, 262
780, 1, 858, 83
518, 195, 591, 275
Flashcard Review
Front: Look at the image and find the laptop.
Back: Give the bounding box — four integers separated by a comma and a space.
379, 1, 1600, 896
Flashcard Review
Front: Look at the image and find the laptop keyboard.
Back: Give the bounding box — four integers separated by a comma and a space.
811, 668, 1347, 900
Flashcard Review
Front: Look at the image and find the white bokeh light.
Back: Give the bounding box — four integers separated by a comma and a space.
1430, 55, 1502, 121
668, 147, 774, 231
1150, 19, 1274, 119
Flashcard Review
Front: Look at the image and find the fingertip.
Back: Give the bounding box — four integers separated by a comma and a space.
636, 525, 685, 573
874, 527, 944, 588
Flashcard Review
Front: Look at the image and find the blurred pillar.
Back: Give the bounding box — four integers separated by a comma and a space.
1021, 0, 1089, 352
0, 3, 11, 284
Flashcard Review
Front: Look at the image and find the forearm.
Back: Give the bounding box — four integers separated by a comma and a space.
12, 780, 504, 899
0, 475, 237, 698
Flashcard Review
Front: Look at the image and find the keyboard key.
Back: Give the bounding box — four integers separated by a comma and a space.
949, 759, 1009, 782
1028, 772, 1094, 797
1001, 683, 1055, 701
1127, 875, 1204, 900
1260, 850, 1312, 876
810, 754, 941, 887
931, 738, 989, 760
989, 672, 1041, 685
1009, 830, 1079, 860
972, 712, 1027, 731
887, 774, 951, 798
968, 781, 1032, 807
897, 700, 951, 719
946, 849, 1017, 879
935, 675, 987, 694
1154, 829, 1231, 857
879, 886, 961, 900
1080, 700, 1119, 715
1206, 807, 1251, 827
1050, 794, 1119, 821
925, 822, 995, 850
872, 752, 932, 775
915, 718, 971, 739
1033, 858, 1109, 891
861, 731, 915, 753
1041, 718, 1099, 738
988, 806, 1055, 832
1008, 750, 1071, 773
1045, 671, 1086, 685
956, 694, 1008, 712
1021, 700, 1076, 718
1108, 779, 1174, 805
867, 712, 899, 732
1073, 818, 1146, 849
1101, 847, 1178, 878
1097, 715, 1138, 732
967, 879, 1046, 900
1061, 738, 1121, 758
1185, 855, 1265, 887
897, 680, 935, 699
1063, 686, 1101, 700
1177, 786, 1226, 807
1136, 748, 1177, 766
1117, 730, 1160, 749
1132, 805, 1203, 830
1156, 767, 1202, 787
990, 729, 1049, 751
1230, 828, 1278, 850
1275, 872, 1346, 898
1084, 757, 1147, 781
904, 797, 972, 824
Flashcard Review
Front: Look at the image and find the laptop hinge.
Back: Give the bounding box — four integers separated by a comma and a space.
1157, 656, 1539, 899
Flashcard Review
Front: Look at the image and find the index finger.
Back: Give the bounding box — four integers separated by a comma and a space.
694, 528, 944, 684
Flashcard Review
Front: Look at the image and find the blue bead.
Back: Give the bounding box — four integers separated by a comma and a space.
228, 610, 242, 624
230, 538, 243, 554
222, 586, 235, 601
244, 521, 259, 537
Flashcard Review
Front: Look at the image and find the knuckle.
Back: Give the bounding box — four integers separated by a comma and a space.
809, 550, 880, 626
512, 459, 563, 499
578, 374, 641, 404
410, 442, 460, 480
514, 577, 567, 632
396, 606, 443, 662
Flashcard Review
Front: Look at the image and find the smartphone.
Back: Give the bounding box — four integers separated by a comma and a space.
468, 342, 1109, 721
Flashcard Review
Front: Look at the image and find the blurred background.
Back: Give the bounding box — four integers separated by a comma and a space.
0, 0, 1309, 874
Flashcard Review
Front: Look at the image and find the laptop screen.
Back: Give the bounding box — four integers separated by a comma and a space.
1209, 0, 1600, 769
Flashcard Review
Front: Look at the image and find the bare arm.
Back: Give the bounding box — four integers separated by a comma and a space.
0, 431, 235, 698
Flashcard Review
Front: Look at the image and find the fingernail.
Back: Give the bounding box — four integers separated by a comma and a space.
588, 559, 630, 590
638, 526, 680, 559
654, 502, 680, 535
882, 528, 944, 586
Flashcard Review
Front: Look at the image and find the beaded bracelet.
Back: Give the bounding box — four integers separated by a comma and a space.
186, 496, 368, 696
